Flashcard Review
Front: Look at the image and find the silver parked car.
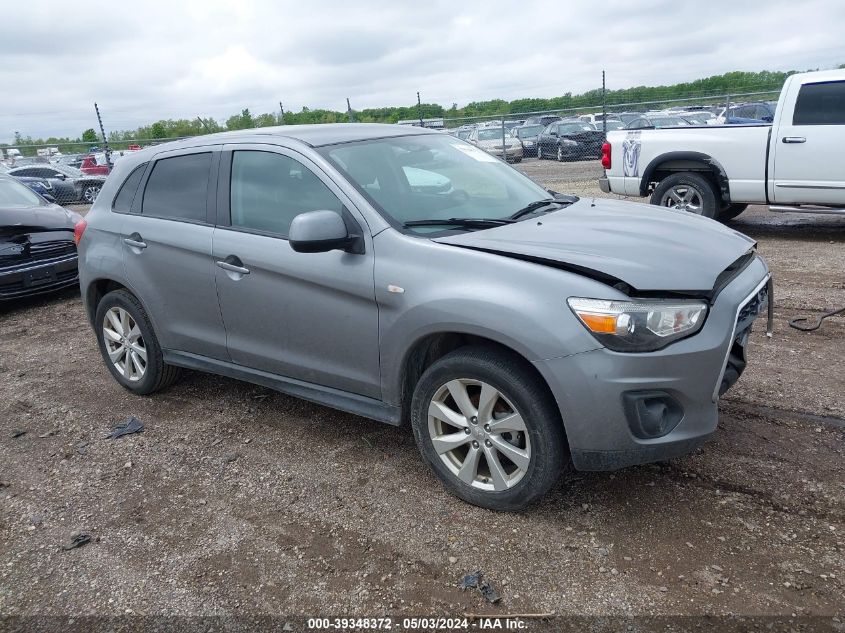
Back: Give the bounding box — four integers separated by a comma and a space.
77, 124, 771, 511
468, 127, 523, 162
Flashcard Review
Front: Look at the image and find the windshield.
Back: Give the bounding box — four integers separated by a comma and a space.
601, 120, 625, 130
652, 116, 689, 127
0, 178, 44, 207
54, 164, 83, 177
516, 125, 543, 138
320, 135, 552, 233
476, 129, 505, 141
559, 123, 596, 133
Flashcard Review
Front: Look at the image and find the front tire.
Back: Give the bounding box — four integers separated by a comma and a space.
650, 172, 719, 219
411, 346, 567, 511
95, 290, 181, 395
556, 145, 564, 162
718, 203, 748, 222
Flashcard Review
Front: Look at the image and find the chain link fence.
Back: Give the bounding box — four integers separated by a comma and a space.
1, 88, 780, 206
436, 89, 780, 164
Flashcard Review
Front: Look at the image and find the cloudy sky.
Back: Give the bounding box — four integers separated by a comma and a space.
2, 0, 843, 143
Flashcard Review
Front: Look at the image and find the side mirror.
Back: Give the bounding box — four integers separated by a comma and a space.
289, 210, 358, 254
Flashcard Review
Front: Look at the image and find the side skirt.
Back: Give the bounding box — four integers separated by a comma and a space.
163, 350, 403, 426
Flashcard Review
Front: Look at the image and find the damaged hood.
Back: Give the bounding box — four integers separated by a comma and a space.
433, 198, 756, 292
1, 204, 80, 233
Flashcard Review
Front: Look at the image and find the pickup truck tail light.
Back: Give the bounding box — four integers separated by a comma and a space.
601, 142, 611, 169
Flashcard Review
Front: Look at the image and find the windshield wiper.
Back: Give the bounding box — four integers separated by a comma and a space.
508, 198, 564, 220
403, 217, 515, 229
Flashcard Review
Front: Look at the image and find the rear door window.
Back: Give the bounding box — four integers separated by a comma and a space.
793, 81, 845, 125
142, 153, 211, 222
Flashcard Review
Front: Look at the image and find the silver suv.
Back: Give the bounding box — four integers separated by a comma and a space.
78, 124, 771, 511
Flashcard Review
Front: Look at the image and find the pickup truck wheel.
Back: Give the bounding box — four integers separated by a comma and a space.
411, 346, 567, 511
556, 145, 564, 161
651, 173, 718, 219
718, 203, 748, 222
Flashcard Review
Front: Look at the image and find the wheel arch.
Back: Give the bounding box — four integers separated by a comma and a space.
394, 331, 559, 429
640, 151, 731, 203
84, 278, 157, 333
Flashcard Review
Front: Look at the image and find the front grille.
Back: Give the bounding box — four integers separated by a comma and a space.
0, 240, 76, 267
28, 241, 76, 261
736, 284, 768, 334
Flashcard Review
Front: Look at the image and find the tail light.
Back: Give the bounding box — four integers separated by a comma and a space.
601, 142, 612, 169
73, 219, 88, 246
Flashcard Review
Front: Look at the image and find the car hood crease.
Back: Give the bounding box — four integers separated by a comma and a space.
432, 198, 756, 292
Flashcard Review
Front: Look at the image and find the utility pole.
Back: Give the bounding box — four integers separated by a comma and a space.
279, 101, 286, 125
417, 91, 423, 127
347, 98, 355, 123
602, 70, 607, 136
94, 102, 111, 171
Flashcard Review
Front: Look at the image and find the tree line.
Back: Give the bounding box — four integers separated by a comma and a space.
4, 65, 842, 155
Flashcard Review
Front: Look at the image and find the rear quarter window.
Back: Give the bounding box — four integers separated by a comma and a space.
793, 81, 845, 125
111, 163, 148, 213
142, 153, 211, 222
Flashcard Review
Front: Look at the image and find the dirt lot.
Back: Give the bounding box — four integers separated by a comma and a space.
1, 161, 843, 628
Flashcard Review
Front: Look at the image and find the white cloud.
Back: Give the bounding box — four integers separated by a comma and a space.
1, 0, 843, 142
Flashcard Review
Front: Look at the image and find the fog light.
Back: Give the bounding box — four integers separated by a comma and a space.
622, 391, 683, 439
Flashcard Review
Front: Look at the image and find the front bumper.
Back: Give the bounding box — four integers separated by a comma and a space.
0, 255, 79, 300
534, 256, 770, 471
488, 146, 523, 159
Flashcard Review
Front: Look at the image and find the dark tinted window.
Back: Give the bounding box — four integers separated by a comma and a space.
112, 163, 148, 213
230, 151, 342, 237
142, 153, 211, 222
793, 81, 845, 125
11, 168, 37, 177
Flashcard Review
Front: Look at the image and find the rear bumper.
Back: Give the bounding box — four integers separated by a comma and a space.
0, 255, 79, 300
533, 256, 770, 471
599, 177, 611, 193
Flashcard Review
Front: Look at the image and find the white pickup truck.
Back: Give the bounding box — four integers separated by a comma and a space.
599, 69, 845, 221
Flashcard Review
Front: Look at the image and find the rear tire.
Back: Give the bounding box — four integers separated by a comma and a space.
95, 289, 181, 395
718, 203, 748, 222
411, 345, 567, 511
650, 172, 719, 219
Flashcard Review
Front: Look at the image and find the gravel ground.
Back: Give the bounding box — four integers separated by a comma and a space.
1, 163, 843, 629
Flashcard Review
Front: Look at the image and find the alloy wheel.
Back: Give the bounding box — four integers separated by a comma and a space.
427, 379, 531, 492
83, 185, 101, 203
557, 145, 563, 161
660, 185, 703, 214
102, 307, 147, 382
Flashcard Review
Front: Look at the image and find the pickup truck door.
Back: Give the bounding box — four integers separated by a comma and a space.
771, 78, 845, 205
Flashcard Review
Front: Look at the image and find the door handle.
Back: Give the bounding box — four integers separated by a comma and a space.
782, 136, 806, 144
216, 258, 250, 275
123, 233, 147, 249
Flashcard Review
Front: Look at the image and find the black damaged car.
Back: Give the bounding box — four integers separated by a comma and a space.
536, 120, 605, 161
0, 175, 82, 301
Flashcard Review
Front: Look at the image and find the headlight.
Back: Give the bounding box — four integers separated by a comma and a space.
567, 297, 708, 352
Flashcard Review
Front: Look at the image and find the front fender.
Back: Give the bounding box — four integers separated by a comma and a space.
373, 232, 609, 405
